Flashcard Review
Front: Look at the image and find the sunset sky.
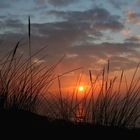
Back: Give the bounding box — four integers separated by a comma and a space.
0, 0, 140, 90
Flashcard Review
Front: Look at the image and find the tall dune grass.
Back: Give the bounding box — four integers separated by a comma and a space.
0, 17, 56, 112
89, 62, 140, 128
42, 62, 140, 128
0, 41, 57, 112
0, 17, 140, 129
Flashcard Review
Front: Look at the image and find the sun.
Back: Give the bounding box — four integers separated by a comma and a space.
78, 86, 84, 92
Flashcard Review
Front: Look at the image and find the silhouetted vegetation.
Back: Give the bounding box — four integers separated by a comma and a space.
42, 61, 140, 128
0, 17, 140, 137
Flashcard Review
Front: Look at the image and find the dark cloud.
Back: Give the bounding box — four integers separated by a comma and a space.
31, 18, 104, 52
0, 1, 10, 9
0, 18, 26, 35
4, 19, 24, 28
108, 56, 138, 71
125, 36, 140, 43
49, 8, 124, 31
0, 16, 6, 19
134, 0, 140, 6
68, 42, 138, 57
47, 0, 77, 6
109, 0, 128, 9
0, 26, 139, 73
66, 42, 139, 71
0, 4, 139, 73
0, 0, 19, 9
35, 0, 46, 5
34, 0, 78, 6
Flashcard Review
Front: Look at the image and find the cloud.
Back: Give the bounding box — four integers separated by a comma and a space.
34, 0, 78, 6
47, 0, 77, 6
133, 0, 140, 6
0, 18, 26, 35
109, 0, 128, 9
127, 10, 140, 26
4, 19, 24, 28
35, 0, 46, 5
31, 10, 107, 51
125, 35, 140, 43
0, 1, 10, 9
68, 42, 138, 57
108, 56, 138, 71
0, 5, 139, 73
49, 8, 124, 31
0, 26, 139, 73
30, 8, 124, 56
121, 28, 132, 37
66, 53, 79, 59
0, 0, 20, 9
32, 58, 45, 65
66, 42, 139, 71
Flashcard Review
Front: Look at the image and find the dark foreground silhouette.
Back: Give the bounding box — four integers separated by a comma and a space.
0, 109, 140, 139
